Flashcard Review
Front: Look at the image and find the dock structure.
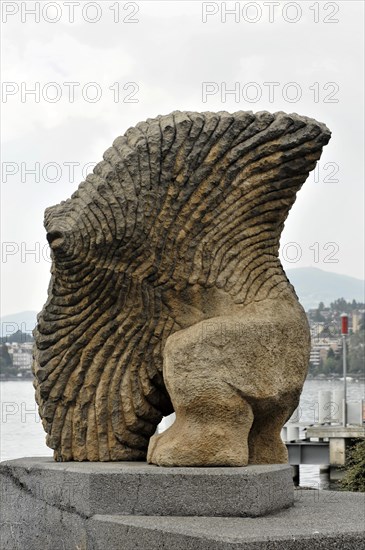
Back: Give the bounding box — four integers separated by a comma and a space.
284, 424, 365, 483
283, 395, 365, 484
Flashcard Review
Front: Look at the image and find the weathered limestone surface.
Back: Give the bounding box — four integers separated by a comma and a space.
33, 111, 331, 464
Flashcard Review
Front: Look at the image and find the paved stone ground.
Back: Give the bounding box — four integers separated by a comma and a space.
88, 490, 365, 549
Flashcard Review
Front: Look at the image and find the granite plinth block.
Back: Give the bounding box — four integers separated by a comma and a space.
1, 457, 364, 550
0, 457, 293, 518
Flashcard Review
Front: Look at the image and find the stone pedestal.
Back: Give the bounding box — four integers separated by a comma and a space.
1, 458, 364, 550
0, 458, 293, 518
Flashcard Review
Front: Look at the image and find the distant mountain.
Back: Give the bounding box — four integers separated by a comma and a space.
0, 310, 37, 338
286, 268, 364, 310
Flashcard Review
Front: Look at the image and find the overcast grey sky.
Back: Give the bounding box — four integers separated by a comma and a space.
1, 0, 364, 317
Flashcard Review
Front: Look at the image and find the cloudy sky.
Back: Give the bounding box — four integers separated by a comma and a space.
1, 0, 364, 317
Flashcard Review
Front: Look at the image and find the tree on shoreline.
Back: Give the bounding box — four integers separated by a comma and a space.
0, 344, 18, 377
341, 439, 365, 492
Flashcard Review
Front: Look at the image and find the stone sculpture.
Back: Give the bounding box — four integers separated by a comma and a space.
33, 111, 331, 466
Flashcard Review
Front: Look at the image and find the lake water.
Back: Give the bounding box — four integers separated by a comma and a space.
1, 379, 364, 489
